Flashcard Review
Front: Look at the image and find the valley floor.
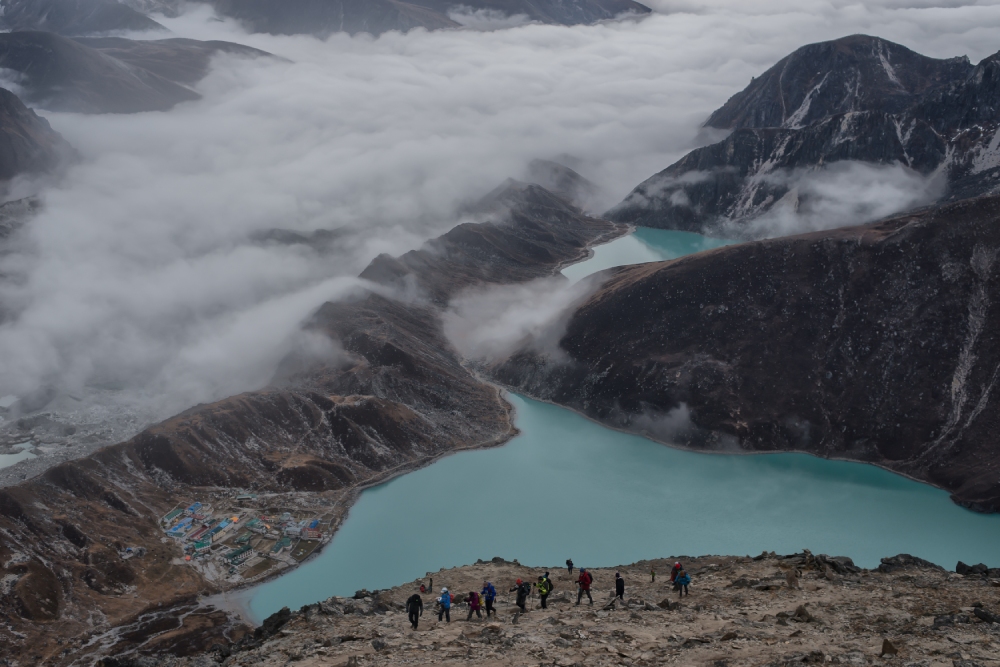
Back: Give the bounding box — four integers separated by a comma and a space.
154, 552, 1000, 667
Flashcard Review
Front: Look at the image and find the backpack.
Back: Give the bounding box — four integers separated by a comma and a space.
538, 580, 551, 596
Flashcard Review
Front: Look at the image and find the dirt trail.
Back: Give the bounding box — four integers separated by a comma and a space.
147, 552, 1000, 667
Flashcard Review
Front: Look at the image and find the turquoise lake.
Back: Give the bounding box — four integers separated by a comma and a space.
235, 228, 1000, 622
561, 228, 735, 282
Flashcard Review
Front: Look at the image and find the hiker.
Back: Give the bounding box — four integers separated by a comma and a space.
481, 581, 498, 618
576, 568, 593, 605
670, 562, 683, 582
650, 567, 655, 583
510, 579, 531, 612
437, 587, 451, 622
466, 590, 482, 621
406, 591, 423, 629
675, 570, 691, 597
566, 558, 574, 575
615, 572, 625, 601
536, 574, 553, 609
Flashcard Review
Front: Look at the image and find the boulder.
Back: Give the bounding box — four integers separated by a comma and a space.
877, 554, 944, 574
956, 561, 989, 576
973, 607, 1000, 624
880, 638, 899, 656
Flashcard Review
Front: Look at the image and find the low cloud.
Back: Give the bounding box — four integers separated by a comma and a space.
447, 7, 533, 30
0, 0, 996, 439
443, 277, 597, 361
730, 161, 945, 238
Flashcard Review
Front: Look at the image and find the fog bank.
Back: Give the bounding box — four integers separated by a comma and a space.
2, 0, 998, 440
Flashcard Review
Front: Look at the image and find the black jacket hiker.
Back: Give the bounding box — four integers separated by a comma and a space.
510, 581, 531, 611
615, 573, 625, 600
406, 594, 423, 629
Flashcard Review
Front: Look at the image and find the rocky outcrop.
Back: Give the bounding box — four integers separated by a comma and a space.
132, 552, 1000, 667
492, 194, 1000, 511
608, 35, 1000, 236
0, 0, 166, 35
0, 182, 621, 665
0, 32, 272, 114
0, 87, 73, 180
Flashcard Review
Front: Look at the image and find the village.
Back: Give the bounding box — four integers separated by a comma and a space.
159, 493, 334, 583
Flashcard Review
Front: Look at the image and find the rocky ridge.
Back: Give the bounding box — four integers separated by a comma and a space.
608, 35, 1000, 236
0, 0, 166, 35
207, 0, 650, 37
492, 193, 1000, 511
0, 31, 273, 114
0, 181, 623, 665
118, 551, 1000, 667
0, 86, 73, 181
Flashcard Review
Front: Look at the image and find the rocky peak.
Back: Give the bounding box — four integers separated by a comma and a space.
707, 34, 973, 130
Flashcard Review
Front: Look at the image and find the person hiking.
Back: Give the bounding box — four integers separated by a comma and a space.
481, 581, 497, 618
615, 572, 625, 601
675, 570, 691, 597
437, 587, 451, 622
510, 579, 531, 612
406, 591, 423, 630
670, 562, 683, 583
650, 567, 655, 583
576, 568, 593, 605
566, 558, 574, 575
536, 574, 552, 609
466, 590, 482, 621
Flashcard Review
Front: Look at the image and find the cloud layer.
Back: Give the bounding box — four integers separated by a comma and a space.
1, 0, 998, 433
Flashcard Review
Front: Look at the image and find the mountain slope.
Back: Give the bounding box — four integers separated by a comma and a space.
209, 0, 461, 36
208, 0, 650, 36
0, 0, 166, 35
608, 35, 1000, 236
494, 194, 1000, 512
0, 182, 622, 665
0, 87, 73, 180
706, 34, 972, 130
0, 32, 271, 113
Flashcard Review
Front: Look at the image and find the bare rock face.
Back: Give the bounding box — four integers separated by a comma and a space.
493, 194, 1000, 511
0, 31, 272, 114
0, 0, 166, 35
608, 35, 1000, 236
0, 86, 73, 180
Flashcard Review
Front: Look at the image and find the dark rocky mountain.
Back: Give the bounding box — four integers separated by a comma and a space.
609, 35, 1000, 236
210, 0, 459, 37
0, 0, 166, 35
0, 87, 73, 180
0, 32, 271, 113
492, 194, 1000, 512
0, 181, 622, 664
208, 0, 649, 36
361, 180, 619, 305
706, 35, 972, 131
407, 0, 650, 25
523, 158, 602, 212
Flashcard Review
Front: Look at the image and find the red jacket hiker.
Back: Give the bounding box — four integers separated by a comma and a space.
575, 568, 594, 605
670, 562, 683, 582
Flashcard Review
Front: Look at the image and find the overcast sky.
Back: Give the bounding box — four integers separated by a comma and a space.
1, 0, 998, 428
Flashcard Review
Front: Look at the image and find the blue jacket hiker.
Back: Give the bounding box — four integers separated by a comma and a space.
675, 571, 691, 597
481, 581, 498, 618
437, 587, 451, 622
